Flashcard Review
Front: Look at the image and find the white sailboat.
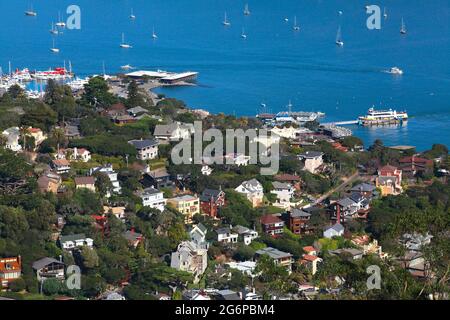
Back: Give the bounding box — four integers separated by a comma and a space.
335, 25, 344, 46
50, 38, 60, 53
120, 33, 132, 48
400, 18, 407, 34
25, 4, 37, 16
223, 12, 231, 26
49, 22, 58, 35
383, 7, 388, 19
241, 28, 247, 39
244, 4, 250, 16
56, 12, 66, 27
130, 8, 136, 20
152, 27, 158, 39
121, 64, 135, 70
293, 16, 300, 31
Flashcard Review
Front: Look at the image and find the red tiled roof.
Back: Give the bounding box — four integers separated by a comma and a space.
74, 176, 95, 185
52, 159, 70, 166
0, 257, 21, 273
302, 255, 320, 262
303, 246, 316, 253
260, 214, 283, 225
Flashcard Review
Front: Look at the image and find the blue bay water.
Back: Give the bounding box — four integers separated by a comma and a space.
1, 0, 449, 150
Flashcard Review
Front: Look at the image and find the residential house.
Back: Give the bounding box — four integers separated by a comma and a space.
0, 257, 22, 289
300, 254, 322, 275
153, 122, 195, 141
255, 247, 293, 273
350, 183, 377, 198
113, 114, 137, 125
52, 159, 71, 174
234, 179, 264, 208
376, 165, 403, 196
303, 246, 317, 256
189, 223, 209, 249
330, 248, 364, 260
298, 151, 324, 174
399, 155, 433, 178
200, 188, 226, 218
128, 138, 159, 160
127, 106, 148, 117
32, 257, 65, 282
201, 165, 213, 176
70, 147, 91, 162
171, 241, 208, 283
141, 168, 174, 189
64, 124, 81, 140
2, 127, 22, 152
260, 214, 284, 237
270, 126, 306, 139
37, 172, 61, 194
167, 195, 200, 223
400, 233, 433, 252
123, 229, 144, 248
26, 127, 47, 147
59, 234, 94, 250
89, 164, 121, 196
226, 261, 257, 276
215, 227, 238, 244
139, 187, 166, 212
274, 173, 302, 191
74, 176, 96, 192
104, 103, 127, 118
103, 206, 126, 221
398, 251, 429, 279
233, 225, 258, 245
282, 208, 311, 235
323, 223, 344, 239
216, 289, 242, 301
271, 181, 295, 208
224, 153, 251, 166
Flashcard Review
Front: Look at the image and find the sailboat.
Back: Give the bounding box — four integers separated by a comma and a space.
244, 4, 250, 16
293, 16, 300, 31
241, 28, 247, 39
130, 8, 136, 20
50, 38, 60, 53
25, 4, 37, 16
120, 33, 132, 48
152, 27, 158, 39
335, 26, 344, 46
383, 7, 388, 19
49, 22, 58, 35
223, 12, 231, 26
121, 64, 135, 70
56, 12, 66, 27
400, 18, 407, 34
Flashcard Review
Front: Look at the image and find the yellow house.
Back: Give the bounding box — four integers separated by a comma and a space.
167, 195, 200, 223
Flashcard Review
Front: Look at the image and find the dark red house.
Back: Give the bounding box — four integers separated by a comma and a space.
200, 188, 226, 218
260, 214, 284, 237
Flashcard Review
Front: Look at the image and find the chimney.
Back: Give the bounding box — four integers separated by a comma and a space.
336, 204, 341, 225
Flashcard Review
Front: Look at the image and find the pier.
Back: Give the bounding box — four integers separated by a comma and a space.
321, 120, 359, 126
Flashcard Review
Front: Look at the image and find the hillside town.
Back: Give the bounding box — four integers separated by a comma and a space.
0, 75, 449, 301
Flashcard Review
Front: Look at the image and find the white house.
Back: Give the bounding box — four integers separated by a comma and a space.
233, 225, 259, 245
201, 165, 213, 176
215, 227, 238, 244
170, 241, 208, 283
271, 181, 295, 207
224, 153, 251, 166
323, 223, 345, 239
270, 126, 310, 139
128, 138, 159, 160
2, 127, 22, 152
71, 147, 91, 162
89, 164, 121, 196
153, 122, 195, 141
59, 234, 94, 250
139, 187, 166, 212
298, 151, 324, 174
189, 223, 209, 249
235, 179, 264, 208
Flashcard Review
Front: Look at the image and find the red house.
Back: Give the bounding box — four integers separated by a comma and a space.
260, 215, 284, 237
0, 256, 22, 289
274, 174, 302, 191
376, 165, 403, 196
399, 155, 433, 177
281, 208, 312, 235
200, 188, 225, 218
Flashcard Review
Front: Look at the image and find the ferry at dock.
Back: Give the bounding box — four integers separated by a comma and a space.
358, 107, 408, 126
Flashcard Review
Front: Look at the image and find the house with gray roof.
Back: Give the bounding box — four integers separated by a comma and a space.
153, 122, 195, 141
323, 223, 344, 239
255, 247, 293, 273
298, 151, 324, 173
128, 138, 159, 160
32, 257, 65, 281
59, 233, 94, 250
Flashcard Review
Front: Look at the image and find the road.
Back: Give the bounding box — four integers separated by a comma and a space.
314, 171, 360, 205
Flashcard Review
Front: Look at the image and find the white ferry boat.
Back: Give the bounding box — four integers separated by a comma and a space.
358, 107, 408, 126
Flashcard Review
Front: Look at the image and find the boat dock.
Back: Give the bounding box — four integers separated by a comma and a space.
321, 120, 359, 126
